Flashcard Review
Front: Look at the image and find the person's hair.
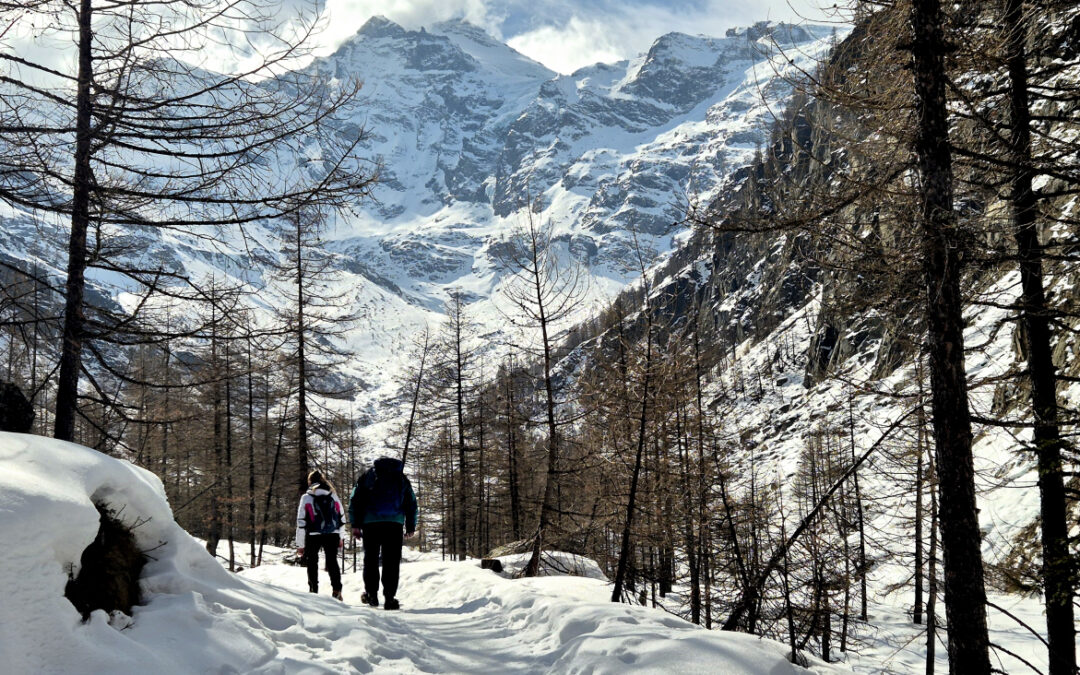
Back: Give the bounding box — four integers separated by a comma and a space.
307, 470, 336, 494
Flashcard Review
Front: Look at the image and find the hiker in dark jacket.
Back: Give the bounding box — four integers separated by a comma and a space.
296, 470, 345, 600
349, 456, 418, 610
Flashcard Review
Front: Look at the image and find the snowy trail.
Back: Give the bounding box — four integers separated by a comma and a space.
240, 555, 814, 674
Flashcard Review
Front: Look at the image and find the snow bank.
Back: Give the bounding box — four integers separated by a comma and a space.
0, 432, 332, 673
0, 432, 838, 673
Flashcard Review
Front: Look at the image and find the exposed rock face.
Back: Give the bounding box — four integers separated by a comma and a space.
0, 382, 33, 433
64, 504, 145, 620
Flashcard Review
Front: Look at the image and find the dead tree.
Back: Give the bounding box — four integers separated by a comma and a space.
498, 207, 585, 577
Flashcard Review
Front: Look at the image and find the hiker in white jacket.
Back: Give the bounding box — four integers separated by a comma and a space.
295, 470, 345, 600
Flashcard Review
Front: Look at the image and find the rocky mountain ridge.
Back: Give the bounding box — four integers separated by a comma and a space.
0, 16, 837, 418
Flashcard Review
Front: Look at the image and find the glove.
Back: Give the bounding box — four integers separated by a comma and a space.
405, 530, 416, 539
351, 527, 362, 538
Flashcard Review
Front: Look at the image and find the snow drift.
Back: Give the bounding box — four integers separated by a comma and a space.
0, 432, 837, 673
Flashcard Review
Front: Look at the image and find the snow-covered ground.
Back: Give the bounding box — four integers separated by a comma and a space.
0, 432, 836, 674
241, 555, 836, 674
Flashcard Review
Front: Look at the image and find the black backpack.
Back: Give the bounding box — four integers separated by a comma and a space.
362, 462, 406, 520
308, 493, 342, 535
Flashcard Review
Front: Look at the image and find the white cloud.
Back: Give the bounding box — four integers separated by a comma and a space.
503, 0, 838, 74
4, 0, 839, 84
313, 0, 840, 73
506, 17, 626, 75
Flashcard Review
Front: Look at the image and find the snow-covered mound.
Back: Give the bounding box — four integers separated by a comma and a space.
490, 550, 608, 579
0, 431, 337, 672
0, 432, 840, 673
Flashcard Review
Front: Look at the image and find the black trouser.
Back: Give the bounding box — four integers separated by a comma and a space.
362, 521, 403, 601
305, 533, 341, 594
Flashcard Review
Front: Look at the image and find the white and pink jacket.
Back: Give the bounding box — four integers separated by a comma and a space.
295, 486, 344, 547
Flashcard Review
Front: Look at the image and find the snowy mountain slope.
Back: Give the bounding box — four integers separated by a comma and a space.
0, 432, 842, 674
312, 18, 839, 417
327, 18, 837, 298
564, 173, 1072, 670
0, 18, 837, 422
689, 270, 1062, 674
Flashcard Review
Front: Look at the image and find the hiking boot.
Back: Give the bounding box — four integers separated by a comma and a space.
384, 598, 400, 611
332, 590, 343, 601
361, 591, 379, 607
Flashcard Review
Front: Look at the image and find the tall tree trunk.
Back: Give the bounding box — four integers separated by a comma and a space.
206, 316, 223, 558
691, 324, 708, 625
400, 331, 429, 465
455, 320, 467, 561
524, 251, 562, 578
445, 425, 455, 560
477, 399, 487, 556
926, 460, 939, 675
837, 484, 851, 652
659, 435, 674, 597
1002, 2, 1076, 671
294, 217, 311, 496
258, 395, 289, 566
54, 0, 94, 442
247, 338, 257, 567
162, 345, 171, 490
611, 327, 653, 602
225, 347, 235, 572
677, 408, 701, 624
779, 505, 798, 663
914, 388, 927, 625
30, 266, 41, 433
848, 395, 868, 621
821, 570, 831, 663
505, 358, 521, 540
910, 0, 990, 670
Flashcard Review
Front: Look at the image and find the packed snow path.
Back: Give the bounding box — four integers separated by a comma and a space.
239, 555, 820, 674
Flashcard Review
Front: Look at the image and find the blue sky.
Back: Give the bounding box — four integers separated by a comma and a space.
321, 0, 836, 73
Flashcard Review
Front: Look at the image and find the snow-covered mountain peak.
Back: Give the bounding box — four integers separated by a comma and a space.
332, 17, 551, 84
428, 19, 555, 82
333, 19, 479, 74
724, 19, 828, 44
354, 15, 408, 39
618, 24, 829, 110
